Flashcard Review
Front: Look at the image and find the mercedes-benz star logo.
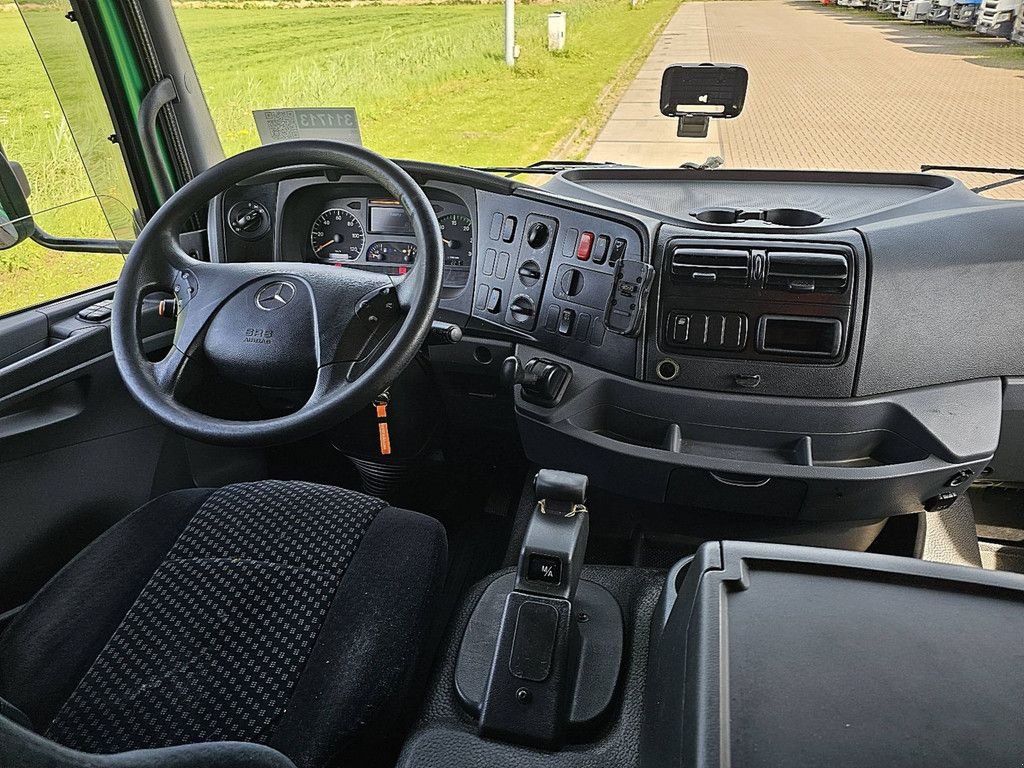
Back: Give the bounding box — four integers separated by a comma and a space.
255, 281, 296, 311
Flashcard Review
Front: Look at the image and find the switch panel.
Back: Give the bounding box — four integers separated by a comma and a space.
473, 192, 647, 379
666, 311, 747, 351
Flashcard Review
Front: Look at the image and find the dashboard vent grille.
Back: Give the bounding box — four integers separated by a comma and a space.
766, 251, 848, 293
670, 247, 749, 287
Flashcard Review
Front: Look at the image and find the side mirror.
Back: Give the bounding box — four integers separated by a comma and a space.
0, 150, 34, 250
660, 63, 748, 139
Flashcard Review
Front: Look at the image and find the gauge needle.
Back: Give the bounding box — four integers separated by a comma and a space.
315, 236, 340, 253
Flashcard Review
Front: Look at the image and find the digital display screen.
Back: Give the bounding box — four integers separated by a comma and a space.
369, 205, 413, 236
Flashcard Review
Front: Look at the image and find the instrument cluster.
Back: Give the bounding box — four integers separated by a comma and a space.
306, 195, 473, 289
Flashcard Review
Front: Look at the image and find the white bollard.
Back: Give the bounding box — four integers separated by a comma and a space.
505, 0, 516, 67
547, 11, 566, 52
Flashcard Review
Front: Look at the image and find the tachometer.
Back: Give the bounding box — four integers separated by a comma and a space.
438, 214, 473, 267
310, 208, 365, 261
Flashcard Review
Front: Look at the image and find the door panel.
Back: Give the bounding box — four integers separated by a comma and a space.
0, 287, 266, 612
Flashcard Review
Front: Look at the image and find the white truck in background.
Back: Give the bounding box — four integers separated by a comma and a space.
951, 0, 982, 25
901, 0, 934, 19
974, 0, 1021, 38
927, 0, 954, 22
1011, 5, 1024, 39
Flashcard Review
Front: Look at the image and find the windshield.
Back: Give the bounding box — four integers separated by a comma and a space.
171, 0, 1024, 198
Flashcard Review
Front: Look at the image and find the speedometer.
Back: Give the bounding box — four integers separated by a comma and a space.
310, 208, 365, 262
438, 214, 473, 267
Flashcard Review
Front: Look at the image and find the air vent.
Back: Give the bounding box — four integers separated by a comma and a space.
766, 251, 848, 293
670, 247, 749, 287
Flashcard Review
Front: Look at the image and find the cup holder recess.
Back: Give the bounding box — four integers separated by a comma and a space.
693, 207, 825, 227
693, 208, 742, 225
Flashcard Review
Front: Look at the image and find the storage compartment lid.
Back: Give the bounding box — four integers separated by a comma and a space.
642, 541, 1024, 768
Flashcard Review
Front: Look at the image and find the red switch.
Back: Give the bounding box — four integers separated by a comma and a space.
577, 231, 594, 260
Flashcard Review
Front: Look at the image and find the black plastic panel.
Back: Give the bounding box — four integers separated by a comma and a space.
469, 189, 647, 378
548, 168, 956, 232
856, 203, 1024, 395
643, 541, 1024, 768
513, 346, 1000, 522
646, 228, 865, 397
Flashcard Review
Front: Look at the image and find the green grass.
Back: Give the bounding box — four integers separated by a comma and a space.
0, 0, 678, 315
176, 0, 676, 163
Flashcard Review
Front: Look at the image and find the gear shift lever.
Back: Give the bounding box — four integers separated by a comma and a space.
515, 470, 589, 601
478, 470, 589, 747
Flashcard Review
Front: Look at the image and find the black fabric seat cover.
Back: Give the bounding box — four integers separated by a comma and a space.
0, 480, 448, 768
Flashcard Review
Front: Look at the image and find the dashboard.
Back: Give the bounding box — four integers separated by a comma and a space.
207, 161, 1024, 524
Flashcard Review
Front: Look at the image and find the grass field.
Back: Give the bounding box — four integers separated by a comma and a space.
0, 0, 678, 315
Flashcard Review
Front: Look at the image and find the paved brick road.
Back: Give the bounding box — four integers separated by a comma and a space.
588, 0, 1024, 199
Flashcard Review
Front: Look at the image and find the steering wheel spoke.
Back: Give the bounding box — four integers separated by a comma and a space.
149, 345, 190, 397
392, 272, 418, 310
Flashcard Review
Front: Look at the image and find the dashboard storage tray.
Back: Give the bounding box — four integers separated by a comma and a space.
642, 542, 1024, 768
516, 350, 998, 521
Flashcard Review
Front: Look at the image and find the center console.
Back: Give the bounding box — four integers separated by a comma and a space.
641, 541, 1024, 768
399, 478, 1024, 768
453, 471, 625, 749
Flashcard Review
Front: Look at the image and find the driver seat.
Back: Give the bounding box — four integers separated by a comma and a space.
0, 480, 448, 768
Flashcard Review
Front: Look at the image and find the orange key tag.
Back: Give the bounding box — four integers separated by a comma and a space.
374, 395, 392, 456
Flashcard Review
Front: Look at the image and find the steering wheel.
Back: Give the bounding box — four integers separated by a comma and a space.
111, 140, 443, 446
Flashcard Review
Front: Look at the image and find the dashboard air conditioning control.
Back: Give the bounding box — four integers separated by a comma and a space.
507, 295, 537, 324
670, 247, 749, 286
766, 251, 848, 293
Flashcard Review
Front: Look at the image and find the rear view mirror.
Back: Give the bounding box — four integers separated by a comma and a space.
660, 63, 748, 139
0, 148, 34, 250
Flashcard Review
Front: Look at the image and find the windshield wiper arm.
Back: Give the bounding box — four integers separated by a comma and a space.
471, 159, 633, 177
921, 164, 1024, 194
474, 156, 726, 177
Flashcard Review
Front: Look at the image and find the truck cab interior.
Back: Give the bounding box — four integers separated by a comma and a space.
2, 3, 1024, 767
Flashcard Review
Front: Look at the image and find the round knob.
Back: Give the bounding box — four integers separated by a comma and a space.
508, 296, 536, 323
518, 260, 542, 287
227, 201, 270, 240
526, 222, 549, 249
559, 268, 584, 297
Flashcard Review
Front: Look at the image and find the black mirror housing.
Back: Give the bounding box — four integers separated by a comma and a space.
0, 149, 34, 251
660, 63, 748, 139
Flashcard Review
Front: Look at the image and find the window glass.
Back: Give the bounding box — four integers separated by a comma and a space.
0, 1, 136, 316
173, 0, 1024, 200
173, 0, 679, 165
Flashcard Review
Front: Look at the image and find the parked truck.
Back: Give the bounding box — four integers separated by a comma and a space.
974, 0, 1021, 38
901, 0, 934, 19
950, 0, 982, 24
928, 0, 954, 22
1011, 5, 1024, 38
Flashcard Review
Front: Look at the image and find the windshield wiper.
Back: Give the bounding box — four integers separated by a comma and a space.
471, 159, 633, 176
921, 164, 1024, 194
473, 156, 725, 177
